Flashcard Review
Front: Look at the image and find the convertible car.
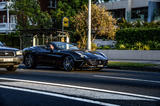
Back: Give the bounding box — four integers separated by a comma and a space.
23, 42, 108, 71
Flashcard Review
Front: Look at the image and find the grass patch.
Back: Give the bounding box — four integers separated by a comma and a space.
108, 61, 157, 68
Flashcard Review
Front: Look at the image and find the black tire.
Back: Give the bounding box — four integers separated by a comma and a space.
6, 66, 17, 72
63, 56, 75, 71
24, 54, 36, 68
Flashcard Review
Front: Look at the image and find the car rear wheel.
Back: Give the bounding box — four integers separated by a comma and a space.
24, 54, 36, 68
6, 66, 17, 72
63, 56, 74, 71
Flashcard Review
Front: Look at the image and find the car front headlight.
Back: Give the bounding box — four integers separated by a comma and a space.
75, 51, 87, 58
16, 50, 22, 56
99, 52, 108, 59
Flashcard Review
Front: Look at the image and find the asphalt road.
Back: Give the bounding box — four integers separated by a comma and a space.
0, 66, 160, 106
0, 87, 103, 106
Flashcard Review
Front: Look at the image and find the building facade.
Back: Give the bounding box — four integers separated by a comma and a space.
100, 0, 160, 22
0, 0, 58, 34
0, 0, 16, 33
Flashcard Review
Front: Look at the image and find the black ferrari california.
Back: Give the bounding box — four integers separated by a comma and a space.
23, 42, 108, 71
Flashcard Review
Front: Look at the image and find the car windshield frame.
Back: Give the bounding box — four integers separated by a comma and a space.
53, 42, 79, 50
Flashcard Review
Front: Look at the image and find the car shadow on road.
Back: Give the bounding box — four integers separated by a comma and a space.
0, 68, 20, 75
19, 65, 109, 73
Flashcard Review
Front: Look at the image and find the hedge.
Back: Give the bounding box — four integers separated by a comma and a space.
0, 34, 20, 49
116, 28, 160, 45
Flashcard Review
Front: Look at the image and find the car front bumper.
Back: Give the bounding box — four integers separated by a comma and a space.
0, 56, 23, 68
76, 59, 108, 69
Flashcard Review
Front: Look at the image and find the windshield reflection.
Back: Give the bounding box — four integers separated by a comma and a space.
54, 42, 79, 50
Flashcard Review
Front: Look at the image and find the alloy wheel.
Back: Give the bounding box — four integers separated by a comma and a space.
63, 56, 74, 71
25, 55, 33, 68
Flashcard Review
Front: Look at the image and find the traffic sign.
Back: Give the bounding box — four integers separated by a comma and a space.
63, 17, 69, 27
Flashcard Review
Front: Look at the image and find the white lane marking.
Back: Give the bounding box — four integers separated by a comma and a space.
94, 75, 160, 84
0, 85, 118, 106
0, 77, 160, 100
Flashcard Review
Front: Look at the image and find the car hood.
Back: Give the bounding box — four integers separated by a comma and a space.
0, 47, 19, 51
69, 50, 107, 60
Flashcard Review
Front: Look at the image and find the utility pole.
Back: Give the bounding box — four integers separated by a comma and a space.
87, 0, 91, 51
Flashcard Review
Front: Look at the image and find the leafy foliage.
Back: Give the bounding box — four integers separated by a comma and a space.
73, 4, 117, 49
50, 0, 88, 29
118, 18, 160, 29
11, 0, 52, 30
0, 34, 19, 48
116, 28, 160, 50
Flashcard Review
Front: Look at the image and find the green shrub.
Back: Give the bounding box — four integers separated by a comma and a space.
118, 19, 160, 29
103, 45, 110, 49
97, 45, 111, 50
116, 28, 160, 50
91, 43, 97, 51
0, 34, 20, 48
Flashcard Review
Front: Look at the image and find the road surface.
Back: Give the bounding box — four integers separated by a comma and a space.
0, 67, 159, 106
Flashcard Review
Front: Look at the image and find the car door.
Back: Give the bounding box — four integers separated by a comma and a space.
37, 46, 61, 66
35, 46, 50, 65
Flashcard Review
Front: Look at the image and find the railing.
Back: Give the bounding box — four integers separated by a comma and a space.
0, 2, 7, 9
0, 23, 16, 33
0, 1, 13, 10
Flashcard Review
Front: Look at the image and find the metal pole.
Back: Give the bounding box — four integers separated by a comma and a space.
87, 0, 91, 51
62, 18, 64, 33
7, 2, 10, 34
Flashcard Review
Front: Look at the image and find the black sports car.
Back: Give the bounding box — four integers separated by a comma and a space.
23, 42, 108, 71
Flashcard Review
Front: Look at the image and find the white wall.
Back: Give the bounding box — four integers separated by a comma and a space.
98, 50, 160, 61
103, 0, 148, 10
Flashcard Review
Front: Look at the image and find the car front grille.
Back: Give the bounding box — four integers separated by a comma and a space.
0, 51, 15, 57
87, 59, 106, 66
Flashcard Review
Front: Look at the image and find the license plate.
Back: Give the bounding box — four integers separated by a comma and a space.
3, 58, 13, 62
97, 65, 103, 67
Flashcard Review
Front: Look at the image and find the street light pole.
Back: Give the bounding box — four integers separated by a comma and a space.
87, 0, 91, 51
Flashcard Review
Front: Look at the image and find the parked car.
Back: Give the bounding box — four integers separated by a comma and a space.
0, 42, 23, 71
23, 42, 108, 71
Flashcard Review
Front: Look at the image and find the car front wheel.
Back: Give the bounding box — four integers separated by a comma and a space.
63, 56, 74, 71
24, 54, 36, 68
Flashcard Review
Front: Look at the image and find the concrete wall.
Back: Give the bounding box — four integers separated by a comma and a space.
103, 0, 148, 10
93, 39, 116, 47
98, 50, 160, 61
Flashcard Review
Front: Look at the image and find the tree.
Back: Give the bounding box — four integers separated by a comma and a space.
50, 0, 88, 29
72, 4, 117, 49
11, 0, 52, 31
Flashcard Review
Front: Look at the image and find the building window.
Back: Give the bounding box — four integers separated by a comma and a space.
10, 15, 16, 23
109, 9, 125, 19
131, 7, 148, 21
48, 0, 56, 8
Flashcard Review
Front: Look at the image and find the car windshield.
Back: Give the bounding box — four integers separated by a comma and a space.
54, 42, 79, 50
0, 42, 4, 47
